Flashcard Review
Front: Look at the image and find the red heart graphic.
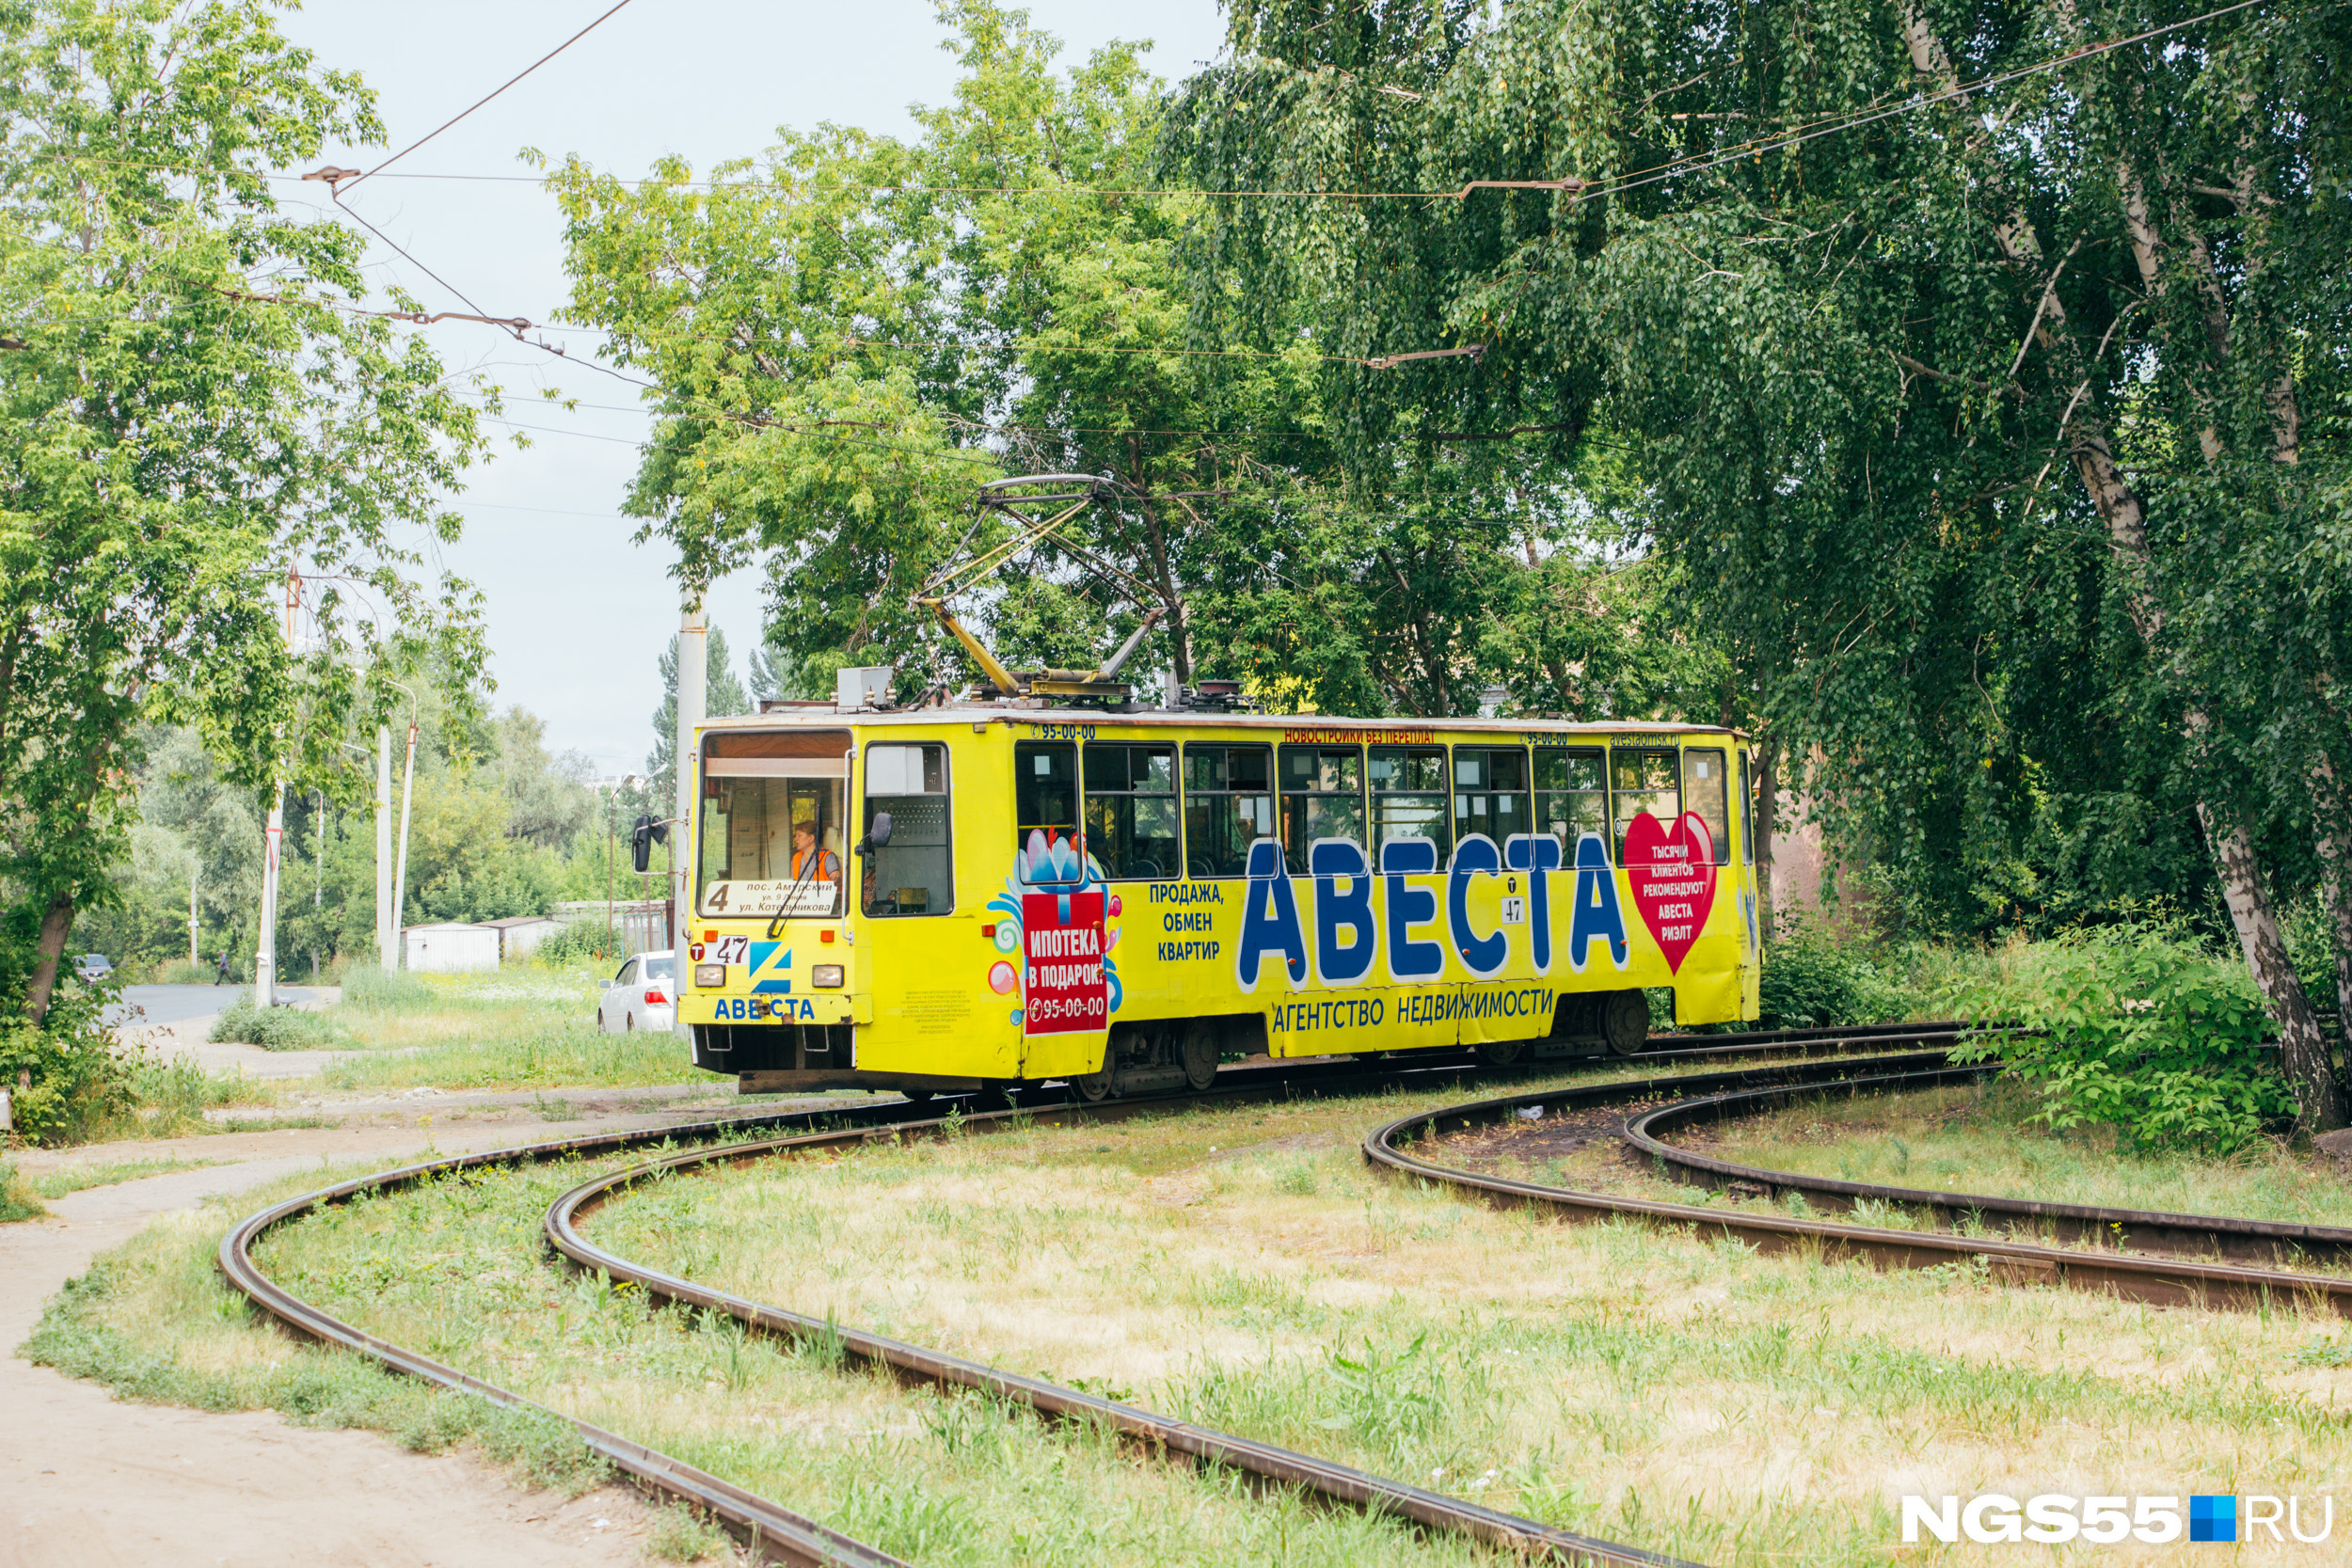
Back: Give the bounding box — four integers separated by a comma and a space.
1623, 812, 1718, 974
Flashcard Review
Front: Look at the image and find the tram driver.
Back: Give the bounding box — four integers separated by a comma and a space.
791, 819, 840, 884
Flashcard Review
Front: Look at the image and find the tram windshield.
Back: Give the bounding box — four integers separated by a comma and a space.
695, 731, 850, 918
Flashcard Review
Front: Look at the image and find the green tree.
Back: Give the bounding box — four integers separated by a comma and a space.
1165, 0, 2352, 1123
0, 0, 488, 1023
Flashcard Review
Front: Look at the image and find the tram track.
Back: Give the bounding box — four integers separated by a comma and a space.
1372, 1063, 2352, 1317
216, 1039, 1942, 1567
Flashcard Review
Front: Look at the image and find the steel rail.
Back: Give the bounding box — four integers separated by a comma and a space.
219, 1101, 962, 1568
543, 1117, 1705, 1568
1623, 1068, 2352, 1270
215, 1037, 1947, 1566
1367, 1075, 2352, 1316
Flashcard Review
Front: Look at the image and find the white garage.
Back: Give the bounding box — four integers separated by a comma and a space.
402, 922, 500, 974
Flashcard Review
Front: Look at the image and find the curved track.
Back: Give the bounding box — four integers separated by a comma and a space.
1369, 1067, 2352, 1315
225, 1026, 2319, 1566
1621, 1067, 2352, 1270
227, 1051, 1843, 1568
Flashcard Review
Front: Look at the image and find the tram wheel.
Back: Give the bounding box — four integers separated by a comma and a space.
1476, 1037, 1526, 1067
1073, 1037, 1116, 1102
900, 1086, 936, 1106
1601, 990, 1649, 1056
1180, 1024, 1218, 1092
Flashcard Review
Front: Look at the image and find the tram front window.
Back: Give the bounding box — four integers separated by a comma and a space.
696, 775, 847, 920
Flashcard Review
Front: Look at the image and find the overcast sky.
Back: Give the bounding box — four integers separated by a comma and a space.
272, 0, 1226, 777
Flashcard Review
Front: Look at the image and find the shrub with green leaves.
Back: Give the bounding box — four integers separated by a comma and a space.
0, 981, 140, 1144
0, 1162, 46, 1222
1756, 918, 1903, 1028
1950, 922, 2295, 1152
531, 920, 628, 970
208, 1000, 346, 1052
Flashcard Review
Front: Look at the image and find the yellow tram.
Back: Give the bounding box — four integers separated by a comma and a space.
679, 703, 1762, 1099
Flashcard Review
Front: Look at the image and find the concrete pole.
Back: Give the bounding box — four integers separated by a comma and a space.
674, 594, 706, 1037
375, 724, 393, 967
391, 719, 417, 970
254, 568, 298, 1007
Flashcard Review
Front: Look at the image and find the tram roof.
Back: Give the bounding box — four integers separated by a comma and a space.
704, 705, 1744, 740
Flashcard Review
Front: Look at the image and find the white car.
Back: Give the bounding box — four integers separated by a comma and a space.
596, 950, 676, 1034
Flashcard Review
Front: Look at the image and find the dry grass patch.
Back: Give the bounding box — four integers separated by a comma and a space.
589, 1091, 2352, 1565
1685, 1080, 2352, 1227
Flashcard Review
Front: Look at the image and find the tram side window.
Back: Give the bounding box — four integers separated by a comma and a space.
1184, 743, 1274, 878
1085, 743, 1180, 880
1611, 749, 1680, 863
1739, 750, 1756, 864
1683, 748, 1732, 865
1535, 748, 1609, 856
1454, 747, 1530, 847
1278, 745, 1365, 873
1369, 747, 1450, 863
864, 742, 951, 915
1014, 741, 1084, 883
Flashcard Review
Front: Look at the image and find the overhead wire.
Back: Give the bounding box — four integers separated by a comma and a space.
335, 0, 640, 196
27, 0, 2280, 214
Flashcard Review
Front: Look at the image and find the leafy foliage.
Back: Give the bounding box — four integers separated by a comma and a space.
0, 0, 490, 1019
207, 999, 347, 1053
1755, 919, 1904, 1031
1951, 924, 2296, 1152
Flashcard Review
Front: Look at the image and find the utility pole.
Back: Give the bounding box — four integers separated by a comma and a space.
673, 595, 706, 1037
375, 724, 393, 967
389, 683, 419, 971
254, 567, 298, 1007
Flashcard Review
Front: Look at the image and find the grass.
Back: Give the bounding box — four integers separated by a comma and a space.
26, 1154, 225, 1199
30, 1154, 1490, 1568
588, 1088, 2352, 1566
37, 1058, 2352, 1565
1692, 1080, 2352, 1229
210, 999, 350, 1051
1, 1161, 45, 1221
308, 967, 708, 1094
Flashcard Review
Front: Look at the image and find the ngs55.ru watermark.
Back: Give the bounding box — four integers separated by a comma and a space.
1903, 1494, 2334, 1544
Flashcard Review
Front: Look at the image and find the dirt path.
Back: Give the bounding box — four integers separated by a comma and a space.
0, 1096, 849, 1567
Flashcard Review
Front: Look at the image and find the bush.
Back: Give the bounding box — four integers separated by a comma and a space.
1949, 921, 2295, 1153
0, 1163, 46, 1222
150, 958, 218, 985
1756, 916, 1905, 1028
0, 980, 141, 1144
208, 1000, 347, 1051
532, 919, 628, 969
337, 963, 432, 1012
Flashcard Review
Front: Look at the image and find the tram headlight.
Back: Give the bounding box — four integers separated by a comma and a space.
811, 963, 845, 989
693, 963, 724, 989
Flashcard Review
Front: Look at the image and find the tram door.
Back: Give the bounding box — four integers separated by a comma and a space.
857, 739, 997, 1074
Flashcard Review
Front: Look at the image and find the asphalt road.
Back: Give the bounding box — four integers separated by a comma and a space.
105, 984, 336, 1029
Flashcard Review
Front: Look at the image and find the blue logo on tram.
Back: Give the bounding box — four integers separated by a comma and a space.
747, 942, 793, 994
1234, 830, 1629, 992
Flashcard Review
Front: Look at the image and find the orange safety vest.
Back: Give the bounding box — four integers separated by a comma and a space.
792, 846, 839, 882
